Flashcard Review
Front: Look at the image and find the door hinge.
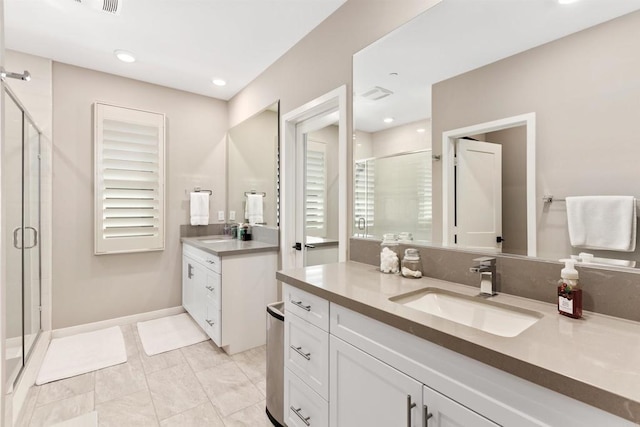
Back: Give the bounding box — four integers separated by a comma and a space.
38, 306, 42, 312
454, 155, 458, 166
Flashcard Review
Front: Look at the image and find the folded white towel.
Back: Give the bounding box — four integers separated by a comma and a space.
566, 196, 636, 252
190, 192, 209, 226
245, 194, 264, 225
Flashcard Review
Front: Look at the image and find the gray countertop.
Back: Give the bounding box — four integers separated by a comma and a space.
276, 261, 640, 423
181, 235, 278, 256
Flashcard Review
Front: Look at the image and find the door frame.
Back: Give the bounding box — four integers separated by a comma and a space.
281, 85, 347, 270
441, 112, 536, 256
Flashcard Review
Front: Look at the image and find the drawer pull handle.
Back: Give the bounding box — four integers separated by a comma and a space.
290, 406, 311, 426
407, 395, 416, 427
205, 319, 215, 326
206, 286, 215, 291
188, 263, 194, 279
423, 405, 433, 427
291, 300, 311, 311
206, 259, 216, 264
290, 345, 311, 360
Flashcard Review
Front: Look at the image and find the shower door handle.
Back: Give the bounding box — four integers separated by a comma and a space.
13, 227, 22, 249
25, 227, 38, 249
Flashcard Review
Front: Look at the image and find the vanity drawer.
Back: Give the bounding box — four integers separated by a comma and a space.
285, 312, 329, 400
204, 299, 221, 346
284, 284, 329, 332
285, 368, 328, 427
183, 244, 221, 273
205, 271, 221, 308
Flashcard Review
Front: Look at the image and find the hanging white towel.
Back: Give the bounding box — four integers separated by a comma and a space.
566, 196, 637, 252
245, 194, 264, 225
190, 192, 209, 226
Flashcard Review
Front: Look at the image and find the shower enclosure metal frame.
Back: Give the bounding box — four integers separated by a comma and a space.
3, 82, 43, 390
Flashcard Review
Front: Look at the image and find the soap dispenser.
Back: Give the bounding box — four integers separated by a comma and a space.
558, 259, 582, 319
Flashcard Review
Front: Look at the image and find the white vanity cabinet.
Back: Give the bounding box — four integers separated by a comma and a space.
422, 386, 498, 427
330, 335, 423, 427
281, 283, 634, 427
182, 243, 276, 354
284, 285, 330, 427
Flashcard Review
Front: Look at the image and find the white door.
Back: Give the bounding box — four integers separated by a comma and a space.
455, 138, 502, 251
281, 86, 347, 272
330, 335, 424, 427
295, 113, 339, 267
423, 385, 498, 427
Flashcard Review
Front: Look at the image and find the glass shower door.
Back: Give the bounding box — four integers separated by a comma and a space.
23, 117, 41, 366
3, 88, 42, 389
4, 88, 25, 388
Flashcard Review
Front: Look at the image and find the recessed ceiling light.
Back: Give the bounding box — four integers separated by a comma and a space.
558, 0, 580, 4
114, 50, 136, 63
212, 78, 227, 87
416, 128, 426, 133
383, 117, 394, 123
389, 72, 399, 77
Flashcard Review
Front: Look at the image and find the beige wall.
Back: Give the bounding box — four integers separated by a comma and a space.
432, 10, 640, 262
52, 63, 228, 328
228, 109, 278, 226
228, 0, 439, 126
484, 127, 527, 256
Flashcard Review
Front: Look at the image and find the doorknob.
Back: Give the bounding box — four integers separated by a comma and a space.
304, 244, 315, 249
292, 242, 302, 251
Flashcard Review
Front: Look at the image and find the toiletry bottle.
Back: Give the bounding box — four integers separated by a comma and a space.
557, 259, 582, 319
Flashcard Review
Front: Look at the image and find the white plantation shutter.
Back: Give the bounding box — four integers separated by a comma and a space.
94, 103, 165, 254
305, 141, 326, 237
354, 160, 375, 234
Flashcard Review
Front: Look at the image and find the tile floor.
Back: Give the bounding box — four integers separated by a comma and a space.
15, 324, 273, 427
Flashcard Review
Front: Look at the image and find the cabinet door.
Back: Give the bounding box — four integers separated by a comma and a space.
182, 255, 197, 314
423, 386, 498, 427
330, 336, 423, 427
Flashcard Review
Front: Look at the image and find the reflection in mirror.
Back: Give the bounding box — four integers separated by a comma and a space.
303, 120, 340, 266
353, 0, 640, 268
354, 150, 432, 242
227, 102, 279, 227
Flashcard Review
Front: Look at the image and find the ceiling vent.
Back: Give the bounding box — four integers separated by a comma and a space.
360, 86, 394, 101
74, 0, 122, 15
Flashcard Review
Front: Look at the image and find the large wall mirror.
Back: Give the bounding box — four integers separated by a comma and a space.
227, 102, 279, 227
353, 0, 640, 268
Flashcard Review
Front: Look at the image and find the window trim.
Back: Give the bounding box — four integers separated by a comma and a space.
94, 102, 166, 255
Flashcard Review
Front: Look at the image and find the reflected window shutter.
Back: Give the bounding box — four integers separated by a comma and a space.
94, 103, 165, 254
306, 141, 326, 237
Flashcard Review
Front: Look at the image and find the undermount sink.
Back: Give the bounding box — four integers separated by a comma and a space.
390, 288, 542, 338
199, 238, 230, 244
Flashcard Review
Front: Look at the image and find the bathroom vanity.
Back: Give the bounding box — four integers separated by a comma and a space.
278, 261, 640, 427
181, 236, 278, 354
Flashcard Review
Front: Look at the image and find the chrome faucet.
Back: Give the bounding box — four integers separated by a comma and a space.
469, 257, 497, 297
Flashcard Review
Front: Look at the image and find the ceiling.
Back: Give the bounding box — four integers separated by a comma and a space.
4, 0, 346, 100
354, 0, 640, 133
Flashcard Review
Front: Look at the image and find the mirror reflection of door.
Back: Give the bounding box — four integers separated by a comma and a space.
455, 138, 502, 251
295, 113, 340, 267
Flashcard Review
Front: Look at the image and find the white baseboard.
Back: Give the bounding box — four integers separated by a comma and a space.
51, 306, 185, 339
